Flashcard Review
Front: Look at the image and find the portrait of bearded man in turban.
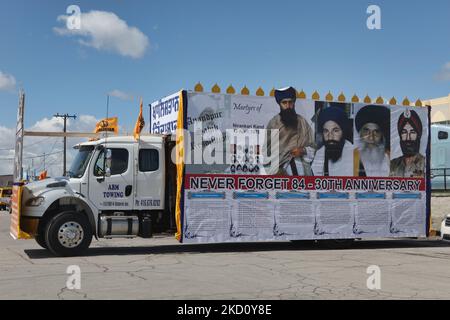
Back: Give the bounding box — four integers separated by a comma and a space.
390, 109, 425, 177
264, 87, 315, 176
354, 105, 390, 177
311, 106, 354, 177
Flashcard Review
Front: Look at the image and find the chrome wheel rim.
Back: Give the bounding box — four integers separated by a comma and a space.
58, 221, 84, 248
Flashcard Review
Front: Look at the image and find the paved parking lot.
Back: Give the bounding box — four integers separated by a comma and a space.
1, 211, 450, 300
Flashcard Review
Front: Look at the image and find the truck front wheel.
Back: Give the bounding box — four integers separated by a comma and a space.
45, 211, 93, 257
35, 234, 48, 249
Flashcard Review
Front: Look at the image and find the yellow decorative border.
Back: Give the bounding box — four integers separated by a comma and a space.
175, 91, 185, 242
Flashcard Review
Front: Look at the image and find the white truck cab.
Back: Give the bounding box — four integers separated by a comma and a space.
19, 135, 176, 256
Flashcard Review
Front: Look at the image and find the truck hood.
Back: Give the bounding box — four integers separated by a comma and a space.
24, 177, 72, 196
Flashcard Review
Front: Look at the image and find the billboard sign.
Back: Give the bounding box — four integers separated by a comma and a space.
179, 90, 430, 243
150, 92, 181, 134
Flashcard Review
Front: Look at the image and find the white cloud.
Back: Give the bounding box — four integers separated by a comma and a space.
0, 126, 15, 176
109, 89, 134, 101
54, 10, 149, 59
0, 71, 16, 92
28, 114, 98, 133
29, 117, 64, 132
436, 62, 450, 81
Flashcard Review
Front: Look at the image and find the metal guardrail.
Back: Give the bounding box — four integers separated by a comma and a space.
431, 168, 450, 191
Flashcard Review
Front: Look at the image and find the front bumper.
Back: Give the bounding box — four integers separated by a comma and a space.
10, 184, 39, 240
19, 217, 39, 238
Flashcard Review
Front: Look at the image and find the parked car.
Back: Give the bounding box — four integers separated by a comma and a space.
441, 214, 450, 240
0, 187, 12, 211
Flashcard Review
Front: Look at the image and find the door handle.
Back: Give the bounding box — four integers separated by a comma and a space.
125, 185, 132, 197
96, 177, 105, 183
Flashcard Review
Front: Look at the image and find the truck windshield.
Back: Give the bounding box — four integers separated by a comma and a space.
67, 146, 94, 178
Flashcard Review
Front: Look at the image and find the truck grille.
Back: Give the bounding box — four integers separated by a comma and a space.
446, 217, 450, 227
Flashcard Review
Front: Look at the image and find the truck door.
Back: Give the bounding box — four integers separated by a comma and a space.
134, 143, 165, 211
88, 145, 135, 211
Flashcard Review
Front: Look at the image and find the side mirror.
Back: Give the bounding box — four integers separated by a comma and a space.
105, 148, 112, 160
105, 149, 112, 177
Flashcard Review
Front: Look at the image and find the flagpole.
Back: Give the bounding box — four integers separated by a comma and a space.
106, 94, 109, 140
134, 97, 143, 201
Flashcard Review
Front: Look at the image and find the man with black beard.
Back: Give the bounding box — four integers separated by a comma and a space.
265, 87, 315, 175
390, 109, 425, 177
311, 106, 353, 176
354, 105, 390, 177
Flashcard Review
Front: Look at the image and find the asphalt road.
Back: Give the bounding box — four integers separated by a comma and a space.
1, 212, 450, 300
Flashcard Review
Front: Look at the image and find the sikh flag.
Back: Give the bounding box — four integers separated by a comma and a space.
95, 117, 118, 134
133, 98, 145, 140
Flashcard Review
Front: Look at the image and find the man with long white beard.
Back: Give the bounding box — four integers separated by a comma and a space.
390, 109, 425, 178
354, 105, 390, 177
264, 87, 315, 176
311, 106, 353, 176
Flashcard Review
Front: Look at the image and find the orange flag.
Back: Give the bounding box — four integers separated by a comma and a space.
38, 170, 47, 180
133, 98, 145, 140
94, 117, 118, 134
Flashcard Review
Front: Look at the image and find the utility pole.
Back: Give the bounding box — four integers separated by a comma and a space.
53, 113, 77, 176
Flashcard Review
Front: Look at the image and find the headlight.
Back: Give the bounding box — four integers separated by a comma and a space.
26, 197, 45, 207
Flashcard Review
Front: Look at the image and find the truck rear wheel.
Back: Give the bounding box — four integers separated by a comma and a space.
45, 211, 93, 257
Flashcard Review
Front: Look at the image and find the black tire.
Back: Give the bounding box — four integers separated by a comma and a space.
45, 211, 93, 257
35, 233, 48, 249
35, 216, 50, 249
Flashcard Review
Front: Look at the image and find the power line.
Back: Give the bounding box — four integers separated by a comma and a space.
36, 158, 58, 173
0, 137, 56, 151
24, 136, 53, 146
25, 150, 63, 159
0, 150, 63, 161
34, 138, 61, 172
40, 156, 61, 170
47, 139, 59, 157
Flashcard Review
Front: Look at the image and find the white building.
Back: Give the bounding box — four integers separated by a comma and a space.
424, 94, 450, 124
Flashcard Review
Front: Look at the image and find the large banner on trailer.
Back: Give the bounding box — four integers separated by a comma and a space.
180, 90, 430, 243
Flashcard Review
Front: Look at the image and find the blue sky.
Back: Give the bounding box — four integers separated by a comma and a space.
0, 0, 449, 127
0, 0, 449, 175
